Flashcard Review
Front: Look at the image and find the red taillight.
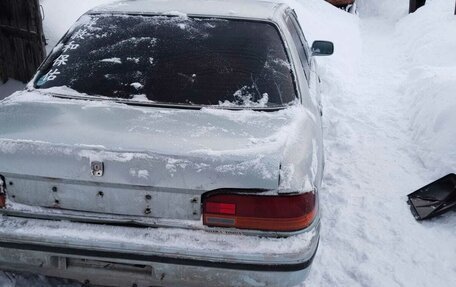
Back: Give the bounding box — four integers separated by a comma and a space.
203, 192, 317, 232
205, 202, 236, 215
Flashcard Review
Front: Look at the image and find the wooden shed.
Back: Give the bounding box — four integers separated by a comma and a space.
0, 0, 46, 83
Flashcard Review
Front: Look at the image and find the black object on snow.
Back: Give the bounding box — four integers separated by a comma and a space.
407, 173, 456, 220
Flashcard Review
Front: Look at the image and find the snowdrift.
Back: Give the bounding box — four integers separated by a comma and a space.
396, 0, 456, 176
357, 0, 409, 20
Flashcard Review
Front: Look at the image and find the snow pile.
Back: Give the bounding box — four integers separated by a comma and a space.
395, 0, 456, 177
287, 0, 456, 287
291, 0, 362, 82
357, 0, 409, 20
218, 87, 269, 108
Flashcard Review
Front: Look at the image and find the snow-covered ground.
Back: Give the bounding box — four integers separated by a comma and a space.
301, 1, 456, 286
0, 0, 455, 286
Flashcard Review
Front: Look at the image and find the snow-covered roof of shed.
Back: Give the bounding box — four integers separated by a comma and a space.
89, 0, 287, 20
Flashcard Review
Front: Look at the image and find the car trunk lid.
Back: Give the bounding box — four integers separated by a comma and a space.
0, 92, 299, 221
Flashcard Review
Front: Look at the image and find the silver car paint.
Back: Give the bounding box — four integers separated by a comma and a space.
0, 2, 325, 286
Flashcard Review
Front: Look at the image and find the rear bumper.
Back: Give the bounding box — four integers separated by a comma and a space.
0, 215, 319, 287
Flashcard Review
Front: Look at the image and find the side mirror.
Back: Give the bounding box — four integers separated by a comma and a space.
311, 41, 334, 56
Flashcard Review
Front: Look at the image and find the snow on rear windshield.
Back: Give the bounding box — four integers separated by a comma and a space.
35, 15, 296, 107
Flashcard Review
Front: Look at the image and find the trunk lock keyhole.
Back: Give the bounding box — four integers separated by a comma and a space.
91, 161, 104, 177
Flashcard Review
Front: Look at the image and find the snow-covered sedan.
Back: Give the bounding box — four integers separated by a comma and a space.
0, 0, 333, 286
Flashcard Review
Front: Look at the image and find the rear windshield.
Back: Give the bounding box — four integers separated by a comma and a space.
35, 15, 296, 107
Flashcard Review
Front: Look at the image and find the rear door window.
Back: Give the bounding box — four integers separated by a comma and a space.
286, 14, 311, 81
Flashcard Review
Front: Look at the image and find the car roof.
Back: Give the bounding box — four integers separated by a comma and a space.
89, 0, 289, 21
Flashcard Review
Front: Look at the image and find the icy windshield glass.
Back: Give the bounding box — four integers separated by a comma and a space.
35, 15, 296, 107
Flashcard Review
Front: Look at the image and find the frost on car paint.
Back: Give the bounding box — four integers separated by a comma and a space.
0, 1, 325, 285
0, 93, 316, 188
34, 15, 296, 107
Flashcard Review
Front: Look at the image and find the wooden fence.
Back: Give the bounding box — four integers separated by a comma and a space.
0, 0, 46, 83
409, 0, 426, 13
410, 0, 456, 14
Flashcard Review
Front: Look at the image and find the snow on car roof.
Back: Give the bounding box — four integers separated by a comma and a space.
89, 0, 287, 21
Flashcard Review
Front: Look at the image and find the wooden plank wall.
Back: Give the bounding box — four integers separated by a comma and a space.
410, 0, 456, 14
0, 0, 46, 83
409, 0, 426, 13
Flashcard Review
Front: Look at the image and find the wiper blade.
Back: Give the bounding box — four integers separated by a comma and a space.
47, 92, 286, 111
48, 93, 202, 109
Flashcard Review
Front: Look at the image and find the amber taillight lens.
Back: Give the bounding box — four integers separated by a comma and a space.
203, 192, 317, 232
